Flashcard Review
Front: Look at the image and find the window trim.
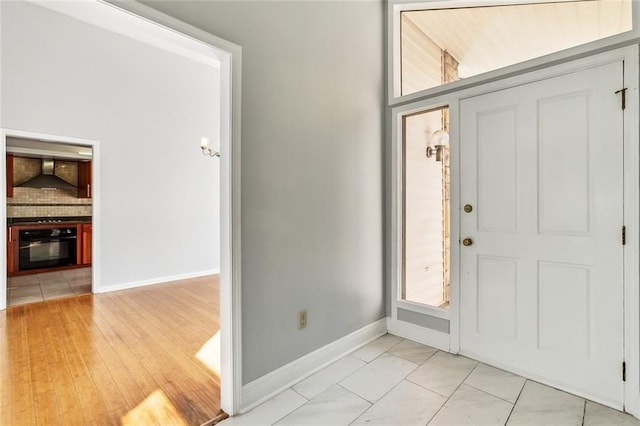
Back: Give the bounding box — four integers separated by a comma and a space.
391, 97, 457, 324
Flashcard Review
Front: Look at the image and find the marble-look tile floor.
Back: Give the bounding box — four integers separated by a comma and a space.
7, 267, 91, 307
223, 334, 640, 426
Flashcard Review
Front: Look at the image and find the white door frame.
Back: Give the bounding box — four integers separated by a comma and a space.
390, 45, 640, 416
389, 95, 461, 349
0, 1, 245, 416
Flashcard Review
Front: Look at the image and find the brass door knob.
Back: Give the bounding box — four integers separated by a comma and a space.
464, 204, 473, 213
462, 238, 473, 246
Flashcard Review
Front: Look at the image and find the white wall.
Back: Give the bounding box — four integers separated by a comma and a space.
141, 0, 386, 384
1, 1, 220, 287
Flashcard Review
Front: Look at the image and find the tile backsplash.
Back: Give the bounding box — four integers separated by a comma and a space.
8, 157, 92, 218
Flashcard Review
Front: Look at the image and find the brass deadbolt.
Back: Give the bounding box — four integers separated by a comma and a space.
462, 238, 473, 246
464, 204, 473, 213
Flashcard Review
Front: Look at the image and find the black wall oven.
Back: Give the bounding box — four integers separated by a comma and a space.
18, 227, 78, 271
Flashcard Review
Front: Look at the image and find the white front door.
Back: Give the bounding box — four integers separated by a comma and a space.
459, 61, 625, 407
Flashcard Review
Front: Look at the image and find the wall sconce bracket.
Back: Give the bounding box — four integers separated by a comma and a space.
426, 145, 446, 162
202, 147, 220, 157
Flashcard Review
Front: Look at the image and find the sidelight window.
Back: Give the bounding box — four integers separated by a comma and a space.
402, 106, 450, 308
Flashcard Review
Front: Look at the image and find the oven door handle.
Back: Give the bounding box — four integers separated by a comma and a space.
19, 236, 77, 244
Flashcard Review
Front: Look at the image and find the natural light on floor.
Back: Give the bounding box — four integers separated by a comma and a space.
119, 332, 221, 425
121, 389, 188, 426
196, 330, 221, 378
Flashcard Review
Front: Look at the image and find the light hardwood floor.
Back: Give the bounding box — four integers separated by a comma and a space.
0, 275, 221, 425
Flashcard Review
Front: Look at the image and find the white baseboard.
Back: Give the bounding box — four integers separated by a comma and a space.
93, 269, 220, 294
241, 318, 388, 413
387, 318, 450, 352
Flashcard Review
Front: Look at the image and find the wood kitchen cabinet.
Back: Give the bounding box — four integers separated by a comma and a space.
77, 160, 92, 198
82, 223, 92, 265
6, 154, 13, 198
7, 227, 17, 274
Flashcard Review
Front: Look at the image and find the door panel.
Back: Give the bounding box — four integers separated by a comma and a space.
477, 255, 518, 339
538, 262, 590, 358
538, 92, 591, 235
460, 61, 624, 407
477, 107, 519, 233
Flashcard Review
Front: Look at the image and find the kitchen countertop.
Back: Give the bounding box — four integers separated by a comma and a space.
7, 216, 92, 226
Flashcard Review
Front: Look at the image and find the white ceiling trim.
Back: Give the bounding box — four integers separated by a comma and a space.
28, 0, 222, 68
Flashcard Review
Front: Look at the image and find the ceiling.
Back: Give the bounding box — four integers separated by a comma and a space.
404, 0, 631, 80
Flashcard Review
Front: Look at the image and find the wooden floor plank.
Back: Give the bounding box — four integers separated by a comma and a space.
0, 274, 221, 425
25, 304, 61, 425
8, 308, 37, 426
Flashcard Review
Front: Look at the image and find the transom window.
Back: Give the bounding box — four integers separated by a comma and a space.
399, 0, 633, 97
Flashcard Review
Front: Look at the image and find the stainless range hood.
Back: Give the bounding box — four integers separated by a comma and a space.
18, 159, 77, 190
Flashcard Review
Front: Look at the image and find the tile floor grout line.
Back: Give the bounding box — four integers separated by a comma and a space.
402, 352, 453, 399
38, 282, 45, 301
335, 381, 373, 406
424, 354, 481, 425
346, 353, 420, 410
386, 336, 405, 352
263, 391, 309, 426
341, 343, 441, 426
389, 346, 439, 367
334, 380, 374, 425
380, 348, 440, 396
462, 382, 521, 405
424, 382, 454, 423
354, 336, 404, 364
581, 399, 587, 426
318, 353, 372, 392
289, 387, 309, 403
346, 397, 376, 426
504, 379, 528, 425
424, 390, 450, 425
404, 377, 449, 398
402, 350, 454, 399
404, 375, 450, 399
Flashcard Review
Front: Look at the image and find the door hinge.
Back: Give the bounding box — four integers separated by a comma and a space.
622, 225, 626, 245
615, 88, 628, 110
623, 361, 627, 382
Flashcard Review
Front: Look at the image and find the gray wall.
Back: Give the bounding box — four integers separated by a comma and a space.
142, 1, 386, 383
1, 2, 220, 287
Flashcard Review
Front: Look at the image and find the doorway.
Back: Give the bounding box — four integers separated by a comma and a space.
5, 135, 94, 307
458, 60, 625, 407
1, 130, 99, 311
0, 2, 241, 414
0, 0, 242, 416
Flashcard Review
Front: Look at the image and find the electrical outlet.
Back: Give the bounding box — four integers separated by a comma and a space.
298, 310, 307, 329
